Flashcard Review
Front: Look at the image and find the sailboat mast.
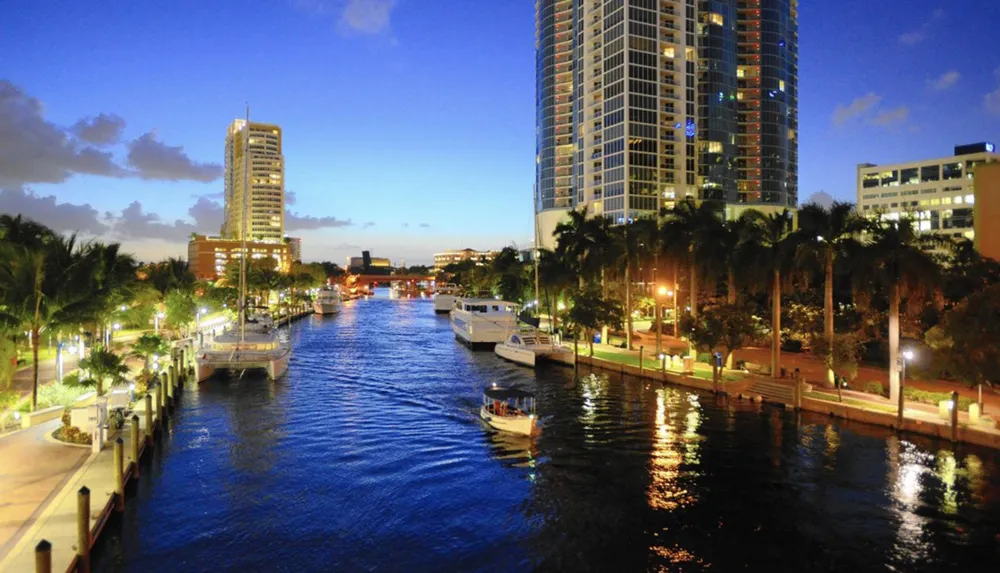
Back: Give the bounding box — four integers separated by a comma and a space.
532, 183, 540, 313
238, 104, 250, 342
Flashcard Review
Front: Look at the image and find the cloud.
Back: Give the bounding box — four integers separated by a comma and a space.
339, 0, 396, 35
869, 105, 910, 127
0, 187, 107, 234
928, 70, 960, 91
0, 80, 220, 186
285, 209, 353, 230
899, 9, 945, 45
362, 221, 375, 228
285, 190, 297, 205
70, 113, 126, 145
294, 0, 397, 36
188, 197, 224, 229
832, 93, 882, 126
803, 191, 834, 209
418, 223, 430, 228
0, 80, 126, 186
126, 132, 222, 182
332, 243, 360, 250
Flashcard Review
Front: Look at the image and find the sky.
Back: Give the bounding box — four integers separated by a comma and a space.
2, 0, 999, 265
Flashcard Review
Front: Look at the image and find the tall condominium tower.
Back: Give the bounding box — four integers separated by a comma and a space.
222, 119, 285, 243
534, 0, 799, 234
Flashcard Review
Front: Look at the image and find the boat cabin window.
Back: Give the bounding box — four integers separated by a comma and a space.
492, 305, 499, 312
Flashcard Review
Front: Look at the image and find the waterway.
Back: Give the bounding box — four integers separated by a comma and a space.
95, 294, 1000, 572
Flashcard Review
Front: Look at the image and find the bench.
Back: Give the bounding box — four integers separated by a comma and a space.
744, 362, 772, 376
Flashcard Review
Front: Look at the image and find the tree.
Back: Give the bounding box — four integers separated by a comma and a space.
660, 198, 723, 319
131, 333, 169, 369
537, 249, 575, 334
143, 257, 195, 296
491, 247, 529, 303
78, 345, 129, 396
928, 283, 1000, 412
680, 303, 760, 369
165, 290, 197, 333
610, 221, 649, 350
811, 333, 865, 402
742, 209, 797, 379
855, 218, 942, 404
796, 201, 867, 386
701, 216, 753, 304
565, 284, 623, 356
0, 231, 100, 411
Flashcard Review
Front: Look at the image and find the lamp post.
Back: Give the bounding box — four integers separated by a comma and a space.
898, 349, 914, 427
155, 312, 165, 334
655, 285, 668, 356
111, 323, 121, 344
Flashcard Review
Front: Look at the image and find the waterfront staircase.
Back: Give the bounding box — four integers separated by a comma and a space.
747, 378, 795, 407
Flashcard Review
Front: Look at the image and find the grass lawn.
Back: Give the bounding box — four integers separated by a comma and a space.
15, 346, 58, 367
589, 348, 743, 382
804, 391, 898, 414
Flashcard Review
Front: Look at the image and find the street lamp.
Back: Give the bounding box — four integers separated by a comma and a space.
155, 312, 165, 334
111, 322, 121, 344
898, 348, 915, 426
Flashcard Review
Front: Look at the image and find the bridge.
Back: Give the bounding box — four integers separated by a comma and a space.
344, 274, 437, 285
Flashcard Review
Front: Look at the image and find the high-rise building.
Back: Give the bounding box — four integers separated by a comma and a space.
284, 236, 302, 263
223, 119, 285, 243
534, 0, 799, 242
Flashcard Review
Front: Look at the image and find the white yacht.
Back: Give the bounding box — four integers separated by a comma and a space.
450, 297, 519, 347
313, 287, 341, 315
196, 105, 291, 382
494, 325, 575, 367
433, 283, 460, 314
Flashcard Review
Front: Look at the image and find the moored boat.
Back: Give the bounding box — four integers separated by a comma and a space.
494, 325, 575, 367
433, 283, 460, 314
450, 297, 518, 347
480, 385, 537, 436
313, 287, 341, 314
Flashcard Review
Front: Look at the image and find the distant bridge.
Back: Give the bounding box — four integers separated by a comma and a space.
345, 274, 437, 285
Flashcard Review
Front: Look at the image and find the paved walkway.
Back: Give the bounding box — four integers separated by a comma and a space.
10, 353, 81, 398
0, 421, 90, 559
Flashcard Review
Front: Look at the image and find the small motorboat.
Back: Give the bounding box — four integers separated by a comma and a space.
480, 384, 537, 436
494, 325, 575, 367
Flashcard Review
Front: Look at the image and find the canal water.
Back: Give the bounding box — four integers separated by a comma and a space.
95, 294, 1000, 572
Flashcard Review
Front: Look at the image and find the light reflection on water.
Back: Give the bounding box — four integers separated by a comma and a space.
94, 299, 1000, 572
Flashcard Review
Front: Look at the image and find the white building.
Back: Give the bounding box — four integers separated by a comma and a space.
856, 142, 998, 242
223, 119, 285, 243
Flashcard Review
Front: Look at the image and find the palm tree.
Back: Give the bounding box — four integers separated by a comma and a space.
742, 209, 797, 378
660, 199, 723, 319
701, 215, 753, 305
855, 218, 942, 404
610, 222, 645, 350
131, 333, 169, 370
0, 232, 98, 410
537, 249, 575, 334
79, 345, 129, 396
796, 202, 867, 385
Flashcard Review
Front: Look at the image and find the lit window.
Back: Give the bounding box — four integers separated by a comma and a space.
918, 220, 931, 231
930, 198, 940, 206
954, 196, 963, 204
779, 80, 785, 91
706, 12, 723, 26
703, 141, 722, 153
965, 194, 975, 204
941, 197, 951, 205
663, 47, 675, 58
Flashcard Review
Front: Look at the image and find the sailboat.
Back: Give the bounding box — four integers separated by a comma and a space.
196, 106, 291, 382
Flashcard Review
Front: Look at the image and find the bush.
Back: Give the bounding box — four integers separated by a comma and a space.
0, 390, 20, 410
861, 382, 886, 397
696, 352, 714, 365
55, 407, 92, 445
903, 387, 974, 410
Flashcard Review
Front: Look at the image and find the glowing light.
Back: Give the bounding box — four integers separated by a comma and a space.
902, 349, 914, 361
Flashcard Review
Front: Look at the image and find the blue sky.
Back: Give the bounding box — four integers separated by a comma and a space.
1, 0, 999, 264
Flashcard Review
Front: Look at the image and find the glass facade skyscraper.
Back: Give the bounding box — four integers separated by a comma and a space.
535, 0, 798, 223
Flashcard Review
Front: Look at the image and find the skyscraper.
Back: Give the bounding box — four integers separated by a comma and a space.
223, 119, 285, 243
534, 0, 798, 238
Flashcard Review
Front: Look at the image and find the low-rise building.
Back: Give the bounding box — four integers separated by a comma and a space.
284, 236, 302, 262
974, 161, 1000, 261
857, 142, 999, 245
433, 249, 501, 271
188, 234, 290, 281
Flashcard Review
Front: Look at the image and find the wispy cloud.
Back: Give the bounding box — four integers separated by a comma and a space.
869, 106, 910, 127
928, 70, 960, 91
985, 67, 1000, 117
899, 9, 945, 45
418, 223, 430, 228
362, 221, 376, 228
832, 93, 882, 126
294, 0, 398, 36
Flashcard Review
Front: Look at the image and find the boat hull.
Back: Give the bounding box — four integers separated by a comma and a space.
197, 349, 290, 382
433, 294, 456, 314
312, 301, 341, 315
451, 317, 513, 346
479, 406, 535, 436
494, 342, 536, 367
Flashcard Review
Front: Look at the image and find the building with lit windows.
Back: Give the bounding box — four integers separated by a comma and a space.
187, 234, 291, 282
222, 119, 285, 243
432, 249, 501, 271
856, 142, 999, 246
533, 0, 799, 247
974, 161, 1000, 261
284, 236, 302, 263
